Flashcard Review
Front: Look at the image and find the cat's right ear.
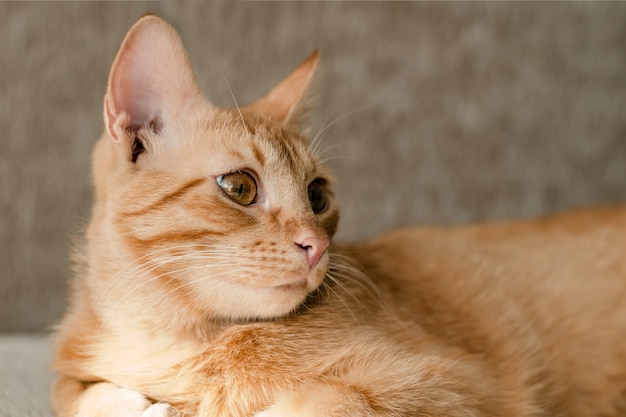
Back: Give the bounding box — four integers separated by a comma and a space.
244, 50, 319, 129
104, 15, 202, 156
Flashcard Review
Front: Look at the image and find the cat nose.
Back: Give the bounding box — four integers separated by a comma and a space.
296, 236, 330, 269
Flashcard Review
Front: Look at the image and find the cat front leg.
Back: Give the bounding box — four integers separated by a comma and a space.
252, 377, 493, 417
251, 346, 505, 417
52, 377, 180, 417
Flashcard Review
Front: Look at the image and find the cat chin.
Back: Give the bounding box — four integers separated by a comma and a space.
214, 258, 329, 321
246, 277, 322, 320
210, 284, 310, 322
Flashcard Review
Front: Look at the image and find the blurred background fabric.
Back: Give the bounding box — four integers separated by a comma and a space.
1, 2, 626, 415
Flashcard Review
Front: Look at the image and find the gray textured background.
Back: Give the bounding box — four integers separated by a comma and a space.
2, 2, 626, 332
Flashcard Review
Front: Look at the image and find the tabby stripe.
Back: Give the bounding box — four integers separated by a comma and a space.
125, 229, 227, 248
122, 178, 208, 216
251, 143, 266, 167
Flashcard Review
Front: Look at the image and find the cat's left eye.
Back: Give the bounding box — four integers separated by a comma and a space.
217, 172, 257, 206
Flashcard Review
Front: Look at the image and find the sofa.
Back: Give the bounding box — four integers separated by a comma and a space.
2, 2, 626, 416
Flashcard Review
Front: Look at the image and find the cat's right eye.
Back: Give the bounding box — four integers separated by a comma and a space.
217, 172, 257, 206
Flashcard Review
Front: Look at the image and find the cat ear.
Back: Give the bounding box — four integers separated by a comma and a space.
244, 50, 319, 127
104, 15, 202, 146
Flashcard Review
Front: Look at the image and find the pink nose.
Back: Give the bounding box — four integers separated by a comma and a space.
297, 236, 330, 269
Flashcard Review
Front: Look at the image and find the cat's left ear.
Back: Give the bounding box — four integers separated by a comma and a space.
244, 50, 319, 128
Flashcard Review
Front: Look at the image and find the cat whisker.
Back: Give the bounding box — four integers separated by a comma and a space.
98, 263, 247, 333
92, 250, 238, 308
93, 249, 248, 312
320, 277, 361, 325
325, 271, 374, 320
328, 254, 391, 308
111, 257, 244, 307
93, 242, 246, 292
309, 115, 331, 155
139, 267, 251, 314
317, 142, 348, 158
318, 155, 356, 165
95, 243, 247, 284
329, 257, 386, 305
329, 254, 424, 338
101, 261, 237, 312
310, 104, 376, 155
176, 270, 281, 319
218, 67, 250, 138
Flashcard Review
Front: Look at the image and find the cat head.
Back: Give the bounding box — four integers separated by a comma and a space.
89, 15, 339, 328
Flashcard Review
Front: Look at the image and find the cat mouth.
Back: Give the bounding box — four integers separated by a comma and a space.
269, 279, 308, 291
267, 270, 324, 292
261, 258, 329, 293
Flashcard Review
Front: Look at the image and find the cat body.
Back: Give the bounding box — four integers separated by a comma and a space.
52, 15, 626, 417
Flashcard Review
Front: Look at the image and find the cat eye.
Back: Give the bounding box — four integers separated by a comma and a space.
308, 179, 329, 214
217, 172, 257, 206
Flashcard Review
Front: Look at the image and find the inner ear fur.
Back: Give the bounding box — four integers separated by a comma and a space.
103, 14, 203, 159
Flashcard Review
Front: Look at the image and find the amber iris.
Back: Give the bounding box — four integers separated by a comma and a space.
218, 172, 257, 206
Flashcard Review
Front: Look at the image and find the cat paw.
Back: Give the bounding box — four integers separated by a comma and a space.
253, 403, 311, 417
253, 408, 287, 417
252, 393, 319, 417
76, 382, 178, 417
142, 402, 179, 417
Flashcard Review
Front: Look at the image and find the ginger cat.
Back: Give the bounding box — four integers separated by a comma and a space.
52, 15, 626, 417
